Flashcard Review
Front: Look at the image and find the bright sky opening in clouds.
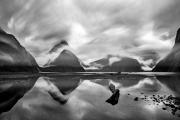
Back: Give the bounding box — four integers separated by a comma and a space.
0, 0, 180, 70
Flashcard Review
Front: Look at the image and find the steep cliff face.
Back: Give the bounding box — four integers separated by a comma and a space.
87, 55, 143, 72
153, 28, 180, 72
0, 28, 39, 72
42, 49, 85, 72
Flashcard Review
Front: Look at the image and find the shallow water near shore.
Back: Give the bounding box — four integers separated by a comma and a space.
0, 72, 180, 120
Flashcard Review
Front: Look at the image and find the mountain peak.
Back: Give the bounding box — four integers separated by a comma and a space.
153, 28, 180, 72
174, 27, 180, 45
42, 49, 85, 72
52, 49, 80, 67
61, 49, 73, 55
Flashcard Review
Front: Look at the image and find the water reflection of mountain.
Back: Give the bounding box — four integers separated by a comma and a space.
0, 74, 180, 120
0, 76, 38, 113
156, 75, 180, 96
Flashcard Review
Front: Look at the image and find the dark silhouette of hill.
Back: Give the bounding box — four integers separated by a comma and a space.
87, 55, 143, 72
0, 28, 39, 72
153, 28, 180, 72
42, 49, 85, 72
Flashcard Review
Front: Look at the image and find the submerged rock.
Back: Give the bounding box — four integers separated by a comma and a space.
134, 97, 139, 101
134, 93, 180, 117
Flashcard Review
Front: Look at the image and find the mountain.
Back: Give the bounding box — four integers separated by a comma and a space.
87, 55, 143, 72
0, 28, 39, 73
42, 49, 85, 72
153, 28, 180, 72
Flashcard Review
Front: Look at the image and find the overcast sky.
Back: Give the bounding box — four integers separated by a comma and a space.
0, 0, 180, 70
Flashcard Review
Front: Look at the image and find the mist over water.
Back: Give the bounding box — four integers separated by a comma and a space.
0, 73, 180, 120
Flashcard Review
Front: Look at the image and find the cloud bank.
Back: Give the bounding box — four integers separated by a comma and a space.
0, 0, 180, 69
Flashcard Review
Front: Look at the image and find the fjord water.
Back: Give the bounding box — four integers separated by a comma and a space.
0, 73, 180, 120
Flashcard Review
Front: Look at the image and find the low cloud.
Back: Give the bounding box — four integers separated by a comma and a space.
0, 0, 179, 69
49, 40, 68, 54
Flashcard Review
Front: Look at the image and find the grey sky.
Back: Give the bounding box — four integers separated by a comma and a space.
0, 0, 180, 70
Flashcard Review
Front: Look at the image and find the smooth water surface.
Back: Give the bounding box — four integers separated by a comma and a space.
0, 73, 180, 120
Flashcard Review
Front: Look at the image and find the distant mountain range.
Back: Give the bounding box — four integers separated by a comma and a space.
86, 55, 143, 72
1, 27, 180, 73
153, 28, 180, 72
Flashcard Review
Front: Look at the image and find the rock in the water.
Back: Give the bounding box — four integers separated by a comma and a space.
134, 97, 139, 101
0, 28, 39, 72
109, 83, 116, 93
106, 89, 120, 105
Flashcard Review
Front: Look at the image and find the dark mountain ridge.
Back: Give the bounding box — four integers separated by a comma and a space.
153, 28, 180, 72
0, 28, 39, 73
41, 49, 85, 72
87, 55, 143, 72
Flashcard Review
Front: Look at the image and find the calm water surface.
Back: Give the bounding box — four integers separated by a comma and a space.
0, 73, 180, 120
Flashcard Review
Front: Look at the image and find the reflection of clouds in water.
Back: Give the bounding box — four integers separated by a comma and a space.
144, 104, 157, 112
0, 77, 179, 120
120, 77, 174, 95
130, 77, 156, 89
91, 79, 122, 89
